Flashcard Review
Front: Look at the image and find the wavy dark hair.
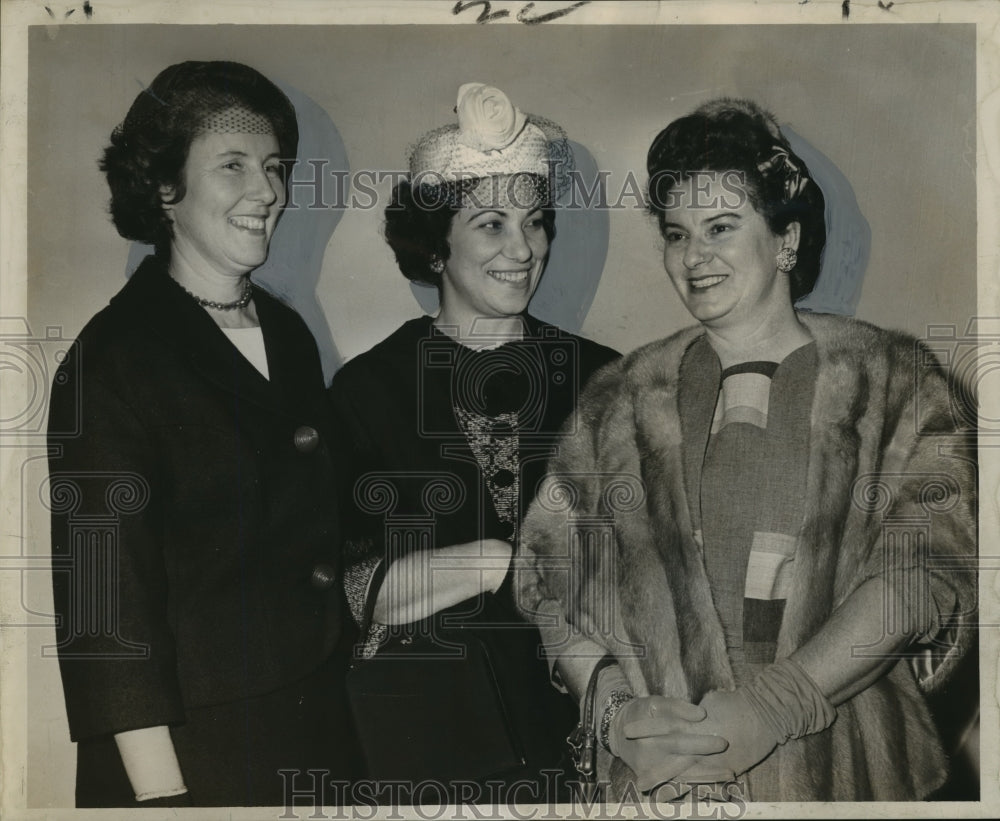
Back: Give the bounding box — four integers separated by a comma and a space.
646, 98, 826, 302
100, 60, 298, 254
384, 177, 557, 288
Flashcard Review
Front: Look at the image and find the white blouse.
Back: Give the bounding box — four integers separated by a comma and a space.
221, 326, 269, 380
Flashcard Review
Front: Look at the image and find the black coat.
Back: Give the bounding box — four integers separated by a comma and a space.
47, 256, 359, 806
330, 315, 619, 800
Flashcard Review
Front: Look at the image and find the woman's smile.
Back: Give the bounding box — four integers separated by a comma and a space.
163, 130, 285, 283
436, 200, 550, 331
487, 268, 532, 284
661, 175, 796, 330
228, 214, 269, 234
688, 274, 729, 290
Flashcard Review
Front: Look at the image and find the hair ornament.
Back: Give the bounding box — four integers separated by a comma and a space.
199, 106, 275, 135
758, 145, 809, 201
455, 83, 528, 153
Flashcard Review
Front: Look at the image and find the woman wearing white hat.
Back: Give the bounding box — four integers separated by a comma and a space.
331, 84, 623, 802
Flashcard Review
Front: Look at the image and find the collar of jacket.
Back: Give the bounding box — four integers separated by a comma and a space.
405, 312, 553, 343
111, 255, 317, 418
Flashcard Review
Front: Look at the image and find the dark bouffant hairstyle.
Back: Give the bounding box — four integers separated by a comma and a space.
100, 60, 298, 253
384, 177, 557, 288
646, 98, 826, 302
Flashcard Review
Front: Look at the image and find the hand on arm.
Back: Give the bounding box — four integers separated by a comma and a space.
680, 573, 921, 782
583, 663, 727, 791
611, 694, 730, 791
372, 539, 513, 625
679, 658, 834, 783
514, 573, 729, 792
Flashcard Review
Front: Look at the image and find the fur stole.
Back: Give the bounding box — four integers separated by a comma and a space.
519, 314, 977, 801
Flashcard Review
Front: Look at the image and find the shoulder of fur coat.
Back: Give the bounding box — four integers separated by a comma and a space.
580, 312, 968, 435
523, 311, 975, 681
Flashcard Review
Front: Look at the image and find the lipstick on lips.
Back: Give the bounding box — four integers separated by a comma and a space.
229, 215, 268, 234
487, 268, 531, 283
688, 274, 727, 290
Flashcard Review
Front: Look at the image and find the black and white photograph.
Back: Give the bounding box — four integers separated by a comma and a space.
0, 1, 995, 818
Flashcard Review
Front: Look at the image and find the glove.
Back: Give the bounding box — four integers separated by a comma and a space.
676, 688, 777, 783
678, 658, 837, 784
608, 695, 730, 792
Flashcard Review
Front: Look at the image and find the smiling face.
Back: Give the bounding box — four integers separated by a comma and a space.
437, 189, 550, 328
162, 127, 285, 282
661, 175, 799, 332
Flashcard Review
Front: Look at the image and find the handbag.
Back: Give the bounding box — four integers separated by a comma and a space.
566, 654, 615, 802
344, 560, 526, 784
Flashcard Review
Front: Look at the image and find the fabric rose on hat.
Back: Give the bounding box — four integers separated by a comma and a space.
456, 83, 527, 152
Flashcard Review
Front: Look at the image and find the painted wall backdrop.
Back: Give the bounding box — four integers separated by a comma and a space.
23, 22, 975, 807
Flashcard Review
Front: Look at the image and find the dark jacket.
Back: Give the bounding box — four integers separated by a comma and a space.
47, 256, 354, 804
331, 315, 620, 548
330, 315, 619, 797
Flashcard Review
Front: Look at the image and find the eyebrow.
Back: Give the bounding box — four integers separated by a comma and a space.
664, 212, 742, 228
465, 209, 505, 223
214, 150, 282, 160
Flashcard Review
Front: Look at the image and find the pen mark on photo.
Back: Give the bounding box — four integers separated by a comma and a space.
452, 0, 510, 24
517, 1, 590, 25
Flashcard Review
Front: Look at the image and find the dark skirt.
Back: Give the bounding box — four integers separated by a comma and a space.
75, 651, 362, 808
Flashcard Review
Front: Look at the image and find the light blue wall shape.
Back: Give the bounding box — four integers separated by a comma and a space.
785, 126, 871, 316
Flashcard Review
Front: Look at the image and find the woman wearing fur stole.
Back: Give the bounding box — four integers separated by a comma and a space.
515, 98, 977, 802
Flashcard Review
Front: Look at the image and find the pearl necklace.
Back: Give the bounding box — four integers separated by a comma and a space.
180, 278, 253, 311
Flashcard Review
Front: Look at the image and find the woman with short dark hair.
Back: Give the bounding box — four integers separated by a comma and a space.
102, 60, 299, 253
383, 177, 557, 287
47, 60, 358, 807
517, 98, 977, 802
331, 83, 619, 802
